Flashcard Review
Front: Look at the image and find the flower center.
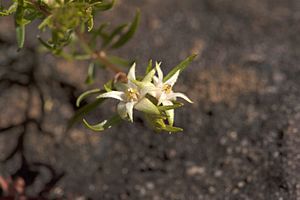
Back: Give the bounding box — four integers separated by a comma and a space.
125, 88, 139, 101
162, 84, 172, 94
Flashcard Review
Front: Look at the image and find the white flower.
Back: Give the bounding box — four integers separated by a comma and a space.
151, 62, 193, 125
97, 63, 159, 122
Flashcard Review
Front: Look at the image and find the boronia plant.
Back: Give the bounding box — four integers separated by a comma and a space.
0, 0, 196, 133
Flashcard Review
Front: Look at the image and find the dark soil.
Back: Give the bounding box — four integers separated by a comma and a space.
1, 0, 300, 199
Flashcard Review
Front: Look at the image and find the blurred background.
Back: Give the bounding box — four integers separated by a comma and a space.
0, 0, 300, 199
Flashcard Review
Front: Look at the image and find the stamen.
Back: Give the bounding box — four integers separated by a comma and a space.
163, 84, 172, 94
126, 88, 139, 101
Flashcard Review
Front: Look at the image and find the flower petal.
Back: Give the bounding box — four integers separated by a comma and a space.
162, 100, 174, 126
158, 92, 167, 105
127, 63, 136, 80
155, 62, 163, 81
126, 101, 135, 122
117, 102, 127, 119
97, 91, 124, 101
153, 76, 160, 86
170, 92, 193, 103
165, 70, 179, 87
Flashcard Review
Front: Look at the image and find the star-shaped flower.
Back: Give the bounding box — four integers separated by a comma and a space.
151, 62, 193, 125
97, 63, 159, 122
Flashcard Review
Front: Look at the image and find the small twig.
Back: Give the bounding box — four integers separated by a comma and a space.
75, 30, 123, 74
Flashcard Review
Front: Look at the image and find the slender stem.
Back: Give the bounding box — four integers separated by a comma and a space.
75, 30, 123, 74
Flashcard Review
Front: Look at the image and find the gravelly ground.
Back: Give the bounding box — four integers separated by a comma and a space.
0, 0, 300, 199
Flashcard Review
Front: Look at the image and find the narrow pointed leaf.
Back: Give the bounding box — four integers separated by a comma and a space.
146, 59, 153, 74
111, 9, 140, 48
102, 24, 128, 48
85, 63, 96, 85
83, 114, 122, 132
104, 80, 113, 92
93, 0, 115, 11
163, 54, 197, 82
16, 24, 25, 49
68, 98, 105, 130
76, 88, 102, 107
108, 55, 132, 68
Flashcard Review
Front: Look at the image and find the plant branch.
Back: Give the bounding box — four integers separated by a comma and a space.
75, 30, 123, 74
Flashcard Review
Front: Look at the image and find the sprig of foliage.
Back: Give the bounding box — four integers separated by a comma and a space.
0, 0, 196, 133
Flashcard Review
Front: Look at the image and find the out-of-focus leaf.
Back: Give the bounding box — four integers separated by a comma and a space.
93, 0, 115, 11
0, 2, 17, 16
85, 63, 96, 85
38, 36, 54, 50
38, 15, 52, 30
67, 98, 105, 129
111, 9, 140, 49
102, 23, 127, 47
163, 54, 197, 82
108, 55, 132, 68
16, 25, 25, 49
87, 16, 94, 32
104, 80, 113, 92
83, 114, 122, 132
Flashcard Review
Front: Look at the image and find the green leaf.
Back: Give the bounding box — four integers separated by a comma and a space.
111, 9, 140, 49
163, 54, 197, 82
67, 98, 105, 130
83, 114, 122, 132
0, 2, 17, 16
107, 55, 132, 68
16, 25, 25, 49
76, 88, 102, 107
87, 16, 94, 32
104, 80, 113, 92
93, 0, 115, 11
85, 63, 96, 85
102, 24, 128, 48
38, 36, 54, 50
146, 59, 153, 74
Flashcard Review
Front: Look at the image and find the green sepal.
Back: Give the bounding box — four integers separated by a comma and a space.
135, 98, 160, 115
158, 102, 183, 111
